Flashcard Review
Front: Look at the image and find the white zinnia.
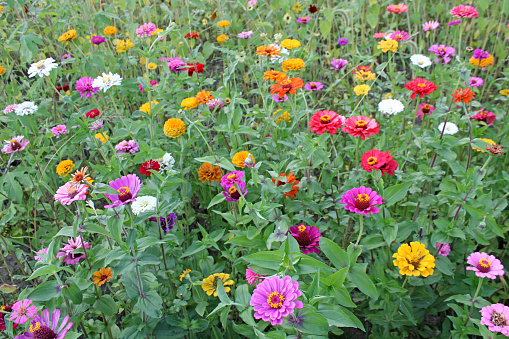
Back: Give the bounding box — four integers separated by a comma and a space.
160, 153, 176, 171
378, 99, 404, 115
410, 54, 432, 68
14, 101, 38, 116
269, 44, 289, 64
437, 122, 459, 135
92, 72, 122, 92
131, 196, 157, 215
27, 58, 58, 78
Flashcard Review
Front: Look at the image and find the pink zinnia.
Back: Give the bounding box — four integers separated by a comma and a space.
309, 110, 343, 135
373, 32, 387, 39
423, 21, 439, 31
250, 275, 303, 325
54, 182, 88, 205
17, 308, 74, 339
104, 174, 142, 208
480, 304, 509, 336
1, 135, 29, 154
304, 82, 323, 91
387, 3, 408, 13
139, 80, 158, 92
136, 22, 157, 37
450, 5, 478, 18
469, 77, 483, 88
51, 125, 67, 138
34, 248, 48, 261
340, 186, 383, 215
297, 16, 311, 23
470, 108, 496, 125
238, 30, 254, 38
246, 267, 266, 285
220, 171, 245, 189
466, 252, 505, 279
75, 76, 99, 99
56, 236, 91, 265
436, 242, 451, 256
9, 299, 37, 325
342, 116, 380, 140
416, 103, 435, 120
4, 104, 17, 114
390, 30, 409, 41
288, 224, 322, 254
273, 94, 289, 102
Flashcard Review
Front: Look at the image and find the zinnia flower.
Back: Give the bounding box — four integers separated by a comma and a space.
0, 304, 17, 331
480, 304, 509, 336
337, 38, 348, 45
297, 16, 310, 23
405, 78, 437, 99
54, 182, 88, 205
436, 242, 451, 257
387, 3, 408, 13
450, 5, 478, 18
95, 133, 109, 143
56, 236, 91, 265
148, 213, 177, 233
69, 167, 93, 185
330, 58, 348, 70
393, 241, 435, 277
14, 101, 37, 116
201, 273, 235, 297
354, 70, 376, 82
90, 120, 103, 130
163, 118, 186, 138
469, 77, 483, 88
389, 30, 409, 41
250, 275, 303, 325
471, 109, 496, 125
429, 45, 455, 64
51, 125, 67, 138
467, 252, 504, 279
423, 21, 439, 31
196, 91, 214, 104
34, 248, 48, 261
373, 32, 387, 39
198, 162, 222, 183
256, 45, 282, 57
410, 54, 432, 68
140, 159, 160, 176
232, 151, 255, 168
92, 72, 122, 92
9, 300, 37, 325
115, 140, 139, 155
246, 267, 266, 285
377, 40, 398, 52
281, 58, 305, 71
281, 39, 301, 49
103, 174, 142, 208
309, 110, 343, 135
27, 58, 58, 78
220, 171, 245, 188
207, 99, 225, 112
184, 31, 199, 39
361, 149, 398, 176
416, 103, 435, 120
448, 20, 462, 26
131, 196, 157, 215
217, 34, 229, 43
15, 308, 73, 339
238, 30, 254, 38
378, 99, 404, 115
469, 54, 494, 68
58, 30, 77, 44
186, 62, 204, 76
304, 82, 323, 91
116, 39, 134, 53
270, 77, 304, 97
342, 116, 380, 140
93, 268, 113, 287
217, 20, 230, 28
222, 181, 248, 201
139, 100, 159, 114
1, 136, 29, 154
264, 70, 287, 81
288, 224, 322, 254
3, 104, 17, 114
86, 109, 100, 118
340, 186, 383, 215
354, 84, 371, 96
452, 88, 475, 104
179, 269, 191, 282
56, 159, 74, 176
437, 122, 459, 135
271, 172, 300, 198
91, 35, 105, 45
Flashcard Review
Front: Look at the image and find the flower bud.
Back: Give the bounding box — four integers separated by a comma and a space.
465, 46, 473, 54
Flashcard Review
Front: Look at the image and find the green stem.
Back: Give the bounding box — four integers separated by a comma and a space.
464, 278, 483, 326
354, 214, 364, 247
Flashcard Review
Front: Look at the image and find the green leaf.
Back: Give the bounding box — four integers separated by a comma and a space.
137, 290, 163, 318
244, 251, 284, 270
307, 269, 320, 298
180, 241, 207, 258
28, 281, 61, 301
348, 265, 378, 300
216, 279, 232, 305
323, 267, 348, 288
319, 237, 349, 270
319, 20, 332, 38
384, 182, 412, 206
93, 294, 117, 316
62, 283, 83, 304
207, 192, 226, 209
28, 264, 60, 280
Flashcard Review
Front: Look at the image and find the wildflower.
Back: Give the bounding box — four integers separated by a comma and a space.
272, 109, 290, 123
469, 77, 483, 88
58, 29, 77, 44
238, 30, 254, 38
184, 31, 199, 39
9, 300, 37, 325
354, 84, 371, 96
92, 72, 122, 92
250, 275, 303, 325
289, 224, 322, 254
69, 167, 93, 185
416, 103, 435, 120
103, 174, 142, 208
423, 21, 439, 31
1, 136, 29, 154
232, 151, 254, 169
437, 122, 459, 135
76, 77, 100, 99
429, 44, 455, 64
221, 171, 245, 189
273, 94, 289, 102
387, 3, 408, 13
186, 62, 204, 76
195, 91, 214, 105
361, 149, 398, 176
217, 20, 230, 28
147, 62, 157, 70
27, 58, 58, 78
472, 138, 496, 153
393, 241, 435, 277
281, 58, 305, 71
283, 13, 292, 23
139, 100, 159, 113
116, 39, 134, 53
51, 125, 67, 138
104, 26, 118, 35
330, 58, 348, 70
436, 243, 451, 257
471, 109, 496, 125
131, 196, 157, 215
34, 248, 48, 261
139, 80, 158, 92
342, 116, 379, 140
378, 99, 404, 115
90, 120, 104, 131
270, 77, 304, 97
202, 273, 235, 297
448, 20, 462, 26
236, 52, 247, 63
377, 39, 398, 52
309, 110, 343, 135
467, 252, 504, 279
4, 104, 17, 114
452, 88, 475, 104
246, 267, 266, 285
354, 70, 376, 82
405, 78, 437, 99
390, 30, 409, 41
247, 0, 257, 5
115, 140, 139, 154
55, 85, 70, 94
450, 5, 478, 18
56, 160, 74, 176
308, 4, 318, 13
297, 16, 310, 23
217, 34, 229, 43
167, 57, 186, 73
95, 133, 109, 143
264, 70, 287, 82
480, 304, 509, 336
17, 308, 73, 339
410, 54, 432, 68
281, 39, 301, 49
14, 101, 38, 116
500, 89, 509, 96
86, 109, 100, 118
148, 213, 177, 234
91, 35, 105, 45
272, 172, 300, 198
373, 32, 386, 39
207, 99, 225, 112
93, 268, 113, 287
179, 269, 191, 281
56, 236, 91, 265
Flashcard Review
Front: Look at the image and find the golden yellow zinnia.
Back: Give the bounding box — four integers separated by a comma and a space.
179, 269, 191, 281
58, 30, 77, 44
273, 109, 291, 123
355, 70, 376, 82
281, 39, 301, 50
116, 39, 134, 53
377, 39, 398, 53
95, 133, 109, 143
104, 26, 118, 35
282, 58, 305, 72
164, 118, 186, 138
139, 100, 159, 113
472, 138, 496, 153
500, 89, 509, 97
195, 91, 214, 104
469, 55, 494, 68
201, 273, 235, 297
217, 34, 229, 43
232, 151, 255, 168
148, 62, 157, 70
0, 65, 5, 76
181, 97, 199, 110
393, 241, 435, 277
354, 84, 371, 96
56, 159, 75, 176
217, 20, 230, 28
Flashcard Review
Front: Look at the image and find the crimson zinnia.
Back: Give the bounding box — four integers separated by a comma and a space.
140, 159, 161, 176
309, 110, 343, 135
405, 78, 437, 99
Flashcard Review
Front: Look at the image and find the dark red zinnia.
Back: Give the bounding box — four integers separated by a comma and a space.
0, 304, 17, 331
140, 159, 161, 176
404, 78, 437, 99
308, 4, 318, 13
184, 32, 199, 39
86, 109, 100, 118
186, 62, 204, 76
56, 85, 70, 93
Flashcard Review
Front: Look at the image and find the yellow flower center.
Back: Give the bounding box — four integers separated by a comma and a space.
227, 174, 236, 180
298, 225, 306, 232
355, 120, 367, 128
367, 157, 377, 165
118, 187, 130, 196
320, 115, 330, 123
10, 138, 17, 143
417, 83, 426, 88
35, 61, 44, 68
438, 47, 445, 52
267, 291, 285, 309
29, 322, 41, 333
479, 258, 491, 268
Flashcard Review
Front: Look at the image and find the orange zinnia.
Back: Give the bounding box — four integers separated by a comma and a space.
256, 45, 281, 57
92, 268, 113, 287
196, 90, 214, 104
263, 70, 287, 82
452, 88, 475, 104
272, 172, 300, 198
198, 162, 222, 182
270, 77, 304, 97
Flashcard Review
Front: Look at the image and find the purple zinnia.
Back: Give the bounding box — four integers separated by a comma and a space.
340, 186, 383, 215
149, 213, 177, 233
330, 58, 348, 70
469, 77, 483, 88
273, 94, 289, 102
115, 140, 139, 154
288, 224, 322, 254
480, 304, 509, 336
207, 99, 225, 112
304, 82, 323, 91
250, 275, 303, 325
56, 236, 91, 265
472, 49, 490, 61
1, 136, 29, 154
103, 174, 142, 208
76, 76, 100, 99
91, 36, 105, 45
337, 38, 348, 45
448, 20, 462, 26
429, 44, 455, 64
15, 308, 73, 339
466, 252, 505, 279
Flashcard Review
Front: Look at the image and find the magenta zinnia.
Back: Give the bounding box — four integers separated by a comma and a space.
288, 224, 322, 254
340, 186, 383, 215
250, 275, 303, 325
56, 236, 91, 265
466, 252, 505, 279
246, 267, 266, 285
1, 136, 29, 154
16, 308, 73, 339
75, 76, 99, 99
103, 174, 142, 208
9, 300, 37, 325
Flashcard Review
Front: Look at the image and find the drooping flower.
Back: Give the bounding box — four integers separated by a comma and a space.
437, 122, 459, 135
14, 101, 38, 116
416, 103, 435, 120
342, 116, 380, 140
378, 99, 404, 115
450, 5, 478, 18
163, 118, 186, 138
250, 275, 303, 325
281, 39, 301, 49
471, 109, 496, 125
56, 236, 91, 265
149, 213, 177, 233
202, 273, 235, 297
281, 58, 305, 71
377, 39, 398, 52
393, 241, 435, 277
436, 243, 451, 257
90, 120, 104, 131
272, 172, 300, 198
27, 58, 58, 78
423, 21, 439, 31
410, 54, 432, 68
93, 268, 113, 287
469, 77, 484, 88
429, 45, 455, 64
354, 84, 371, 96
472, 138, 496, 153
405, 78, 437, 99
104, 26, 117, 35
452, 88, 475, 104
131, 196, 157, 215
86, 109, 100, 118
51, 125, 67, 138
9, 300, 37, 325
341, 186, 383, 215
288, 224, 322, 254
361, 150, 398, 176
246, 267, 266, 285
480, 304, 509, 336
103, 174, 142, 208
467, 252, 505, 279
330, 58, 348, 70
387, 3, 408, 13
390, 30, 409, 41
115, 140, 139, 154
140, 159, 161, 176
1, 136, 29, 154
92, 72, 122, 92
309, 110, 343, 135
58, 29, 77, 44
270, 77, 304, 97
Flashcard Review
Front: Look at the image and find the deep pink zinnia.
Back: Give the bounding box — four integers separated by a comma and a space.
16, 308, 74, 339
470, 108, 496, 125
390, 30, 409, 41
54, 182, 88, 205
340, 186, 383, 215
436, 242, 451, 257
466, 252, 505, 279
103, 174, 142, 208
220, 171, 245, 189
56, 236, 91, 265
246, 267, 266, 285
250, 275, 303, 325
1, 135, 29, 154
288, 224, 322, 254
309, 110, 343, 135
9, 300, 37, 325
450, 5, 478, 18
480, 304, 509, 336
76, 76, 99, 99
416, 103, 435, 120
136, 22, 157, 37
341, 116, 380, 140
51, 125, 67, 138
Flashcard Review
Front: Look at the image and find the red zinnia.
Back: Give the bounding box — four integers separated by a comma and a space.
56, 85, 70, 93
342, 116, 380, 140
140, 159, 161, 176
361, 149, 398, 175
452, 88, 475, 104
0, 303, 17, 331
186, 62, 204, 76
404, 78, 437, 99
352, 65, 371, 75
86, 109, 100, 118
271, 172, 300, 198
309, 110, 343, 135
184, 32, 199, 39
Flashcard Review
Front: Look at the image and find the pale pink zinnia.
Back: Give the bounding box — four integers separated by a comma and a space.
136, 22, 157, 37
1, 136, 29, 154
340, 186, 383, 215
34, 248, 48, 261
9, 299, 37, 325
436, 242, 451, 256
480, 303, 509, 336
423, 21, 439, 31
246, 267, 266, 285
373, 32, 387, 39
466, 252, 505, 279
54, 182, 88, 205
450, 5, 478, 18
3, 104, 17, 114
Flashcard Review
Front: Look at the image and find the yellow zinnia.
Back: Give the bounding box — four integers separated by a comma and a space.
0, 65, 5, 75
179, 269, 191, 281
232, 151, 255, 168
139, 100, 159, 113
469, 55, 494, 68
164, 118, 186, 138
201, 273, 235, 297
354, 84, 371, 96
500, 89, 509, 97
273, 109, 291, 123
282, 58, 305, 72
56, 160, 75, 176
377, 39, 398, 53
217, 34, 229, 43
355, 70, 376, 82
181, 97, 199, 110
116, 39, 134, 53
280, 39, 301, 50
217, 20, 230, 28
95, 133, 109, 143
58, 30, 77, 44
472, 138, 496, 153
393, 241, 435, 277
148, 62, 157, 70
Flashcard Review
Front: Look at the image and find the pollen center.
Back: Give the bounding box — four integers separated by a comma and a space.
354, 193, 371, 211
320, 115, 330, 123
367, 157, 377, 165
355, 120, 367, 128
267, 292, 285, 309
477, 258, 492, 273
